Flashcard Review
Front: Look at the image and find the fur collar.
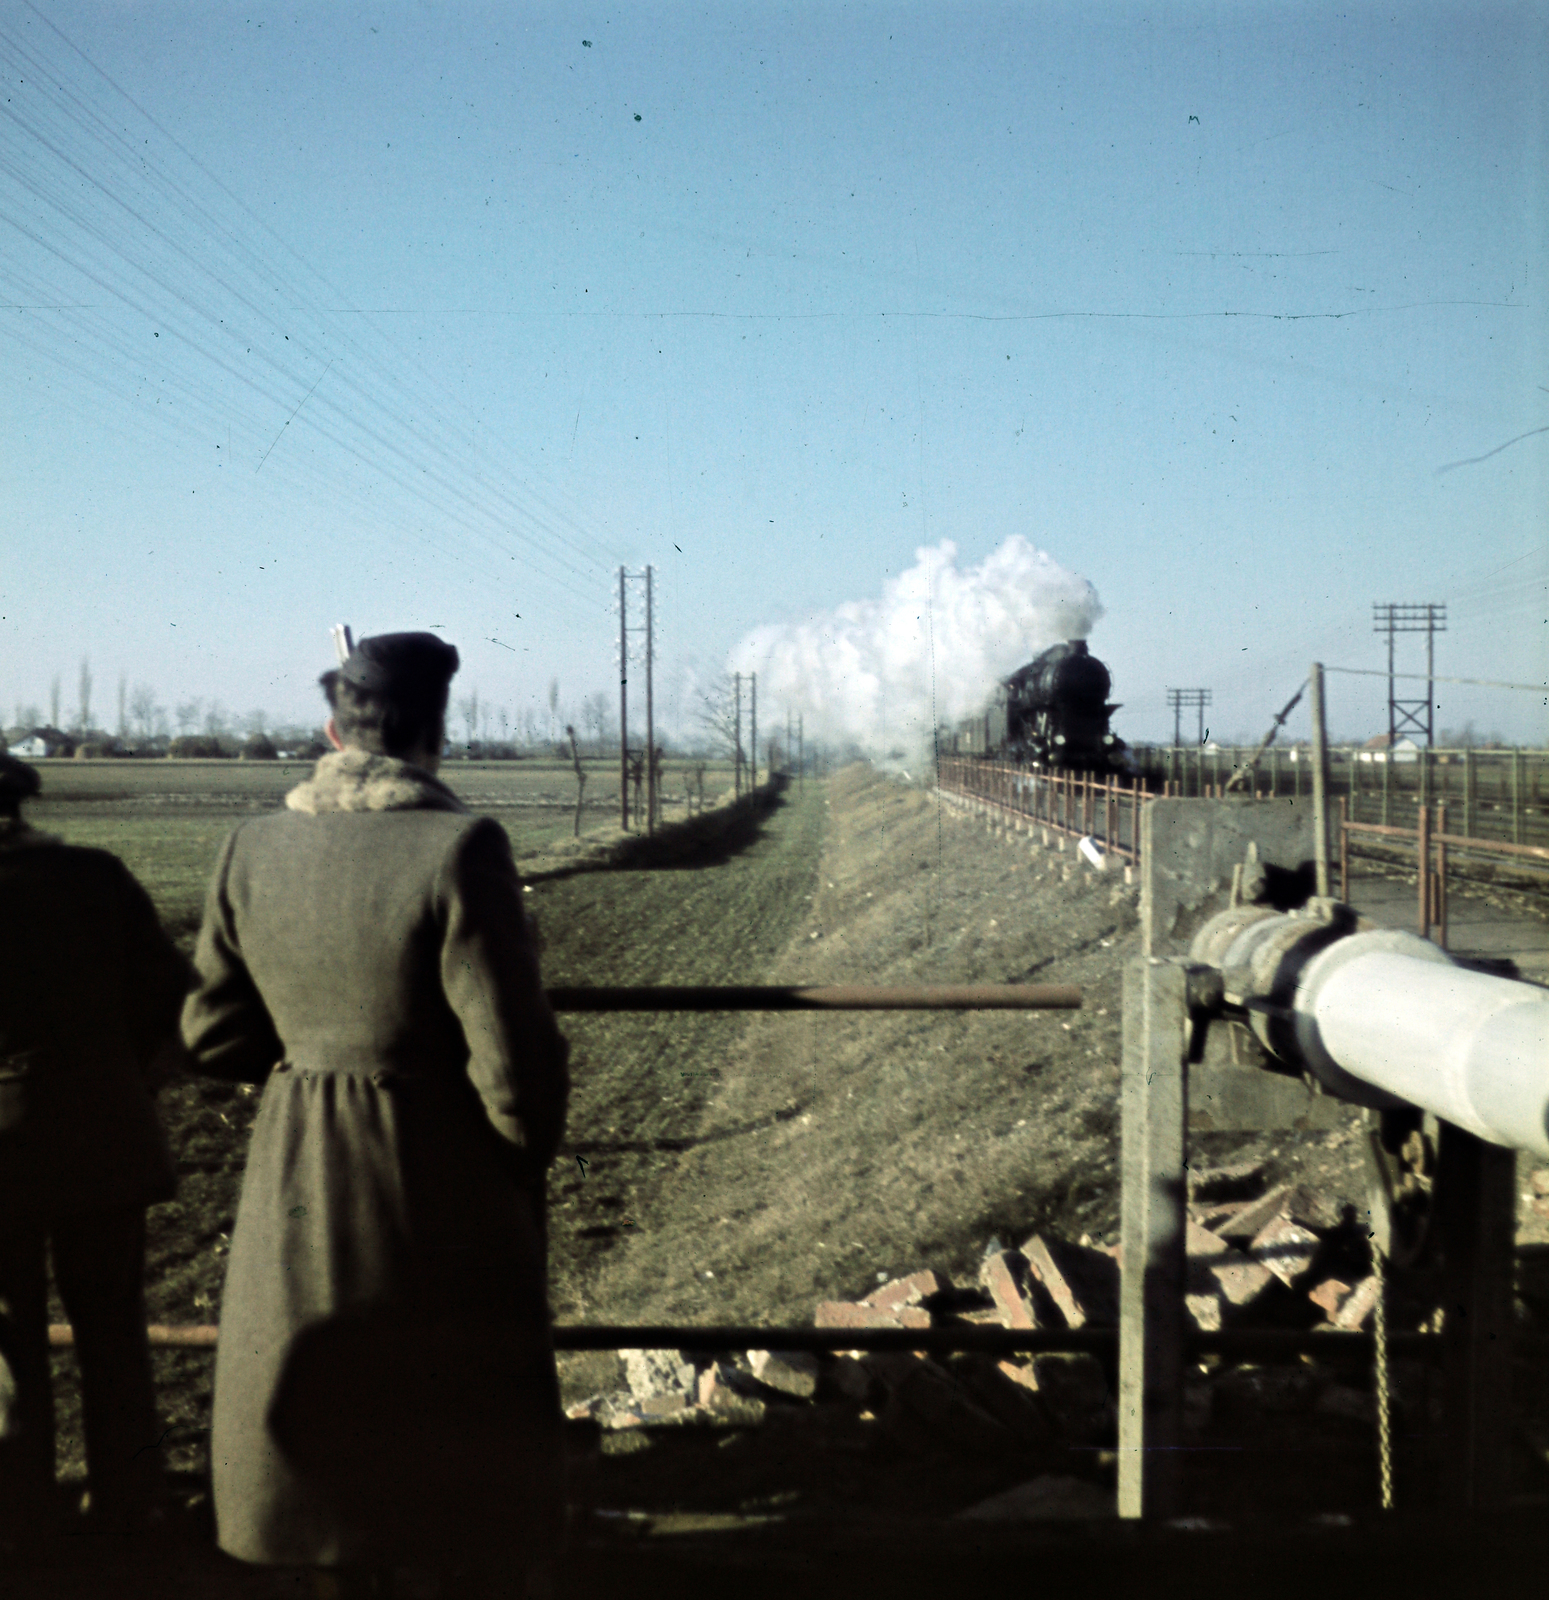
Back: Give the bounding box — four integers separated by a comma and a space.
0, 817, 59, 852
285, 750, 467, 816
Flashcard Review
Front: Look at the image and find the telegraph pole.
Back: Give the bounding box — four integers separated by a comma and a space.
1167, 688, 1212, 748
618, 566, 629, 828
798, 713, 804, 795
733, 673, 743, 797
644, 565, 655, 834
1373, 602, 1446, 748
750, 672, 757, 794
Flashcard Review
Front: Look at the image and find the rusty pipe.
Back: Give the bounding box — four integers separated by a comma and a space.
547, 984, 1081, 1012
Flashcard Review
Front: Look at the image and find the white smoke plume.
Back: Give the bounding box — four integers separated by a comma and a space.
729, 537, 1103, 759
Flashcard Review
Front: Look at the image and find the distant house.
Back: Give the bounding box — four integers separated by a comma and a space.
11, 729, 72, 759
1358, 734, 1419, 765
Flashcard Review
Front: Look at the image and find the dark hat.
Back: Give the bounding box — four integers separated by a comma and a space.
0, 753, 41, 805
338, 632, 460, 695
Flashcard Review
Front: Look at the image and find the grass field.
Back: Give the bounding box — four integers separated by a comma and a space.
27, 757, 740, 943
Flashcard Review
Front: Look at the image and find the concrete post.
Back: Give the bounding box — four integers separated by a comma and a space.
1119, 958, 1190, 1520
619, 566, 629, 829
1310, 662, 1331, 898
645, 565, 655, 835
1417, 804, 1431, 940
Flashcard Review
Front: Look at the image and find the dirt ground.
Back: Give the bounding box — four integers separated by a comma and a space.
21, 761, 1549, 1593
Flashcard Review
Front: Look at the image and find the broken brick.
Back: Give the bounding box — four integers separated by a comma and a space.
1215, 1183, 1294, 1241
1250, 1216, 1320, 1287
1021, 1233, 1120, 1328
1187, 1220, 1273, 1306
1285, 1185, 1342, 1232
815, 1300, 931, 1330
864, 1270, 943, 1311
996, 1359, 1041, 1392
1332, 1275, 1381, 1330
749, 1348, 819, 1399
1308, 1279, 1352, 1320
1186, 1293, 1223, 1332
979, 1250, 1042, 1330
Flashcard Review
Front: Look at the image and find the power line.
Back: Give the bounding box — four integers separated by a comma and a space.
0, 8, 623, 612
1324, 666, 1544, 694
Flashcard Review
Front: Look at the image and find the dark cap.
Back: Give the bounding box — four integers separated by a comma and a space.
0, 753, 41, 805
338, 632, 460, 695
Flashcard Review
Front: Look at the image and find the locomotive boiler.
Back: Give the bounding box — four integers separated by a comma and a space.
951, 639, 1124, 770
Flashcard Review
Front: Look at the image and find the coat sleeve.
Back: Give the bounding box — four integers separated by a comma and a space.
439, 817, 570, 1171
181, 827, 284, 1084
114, 858, 196, 1087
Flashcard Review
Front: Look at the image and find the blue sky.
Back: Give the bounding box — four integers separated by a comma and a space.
2, 1, 1544, 746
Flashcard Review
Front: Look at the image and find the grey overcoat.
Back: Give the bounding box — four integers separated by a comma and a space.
0, 819, 185, 1223
180, 751, 570, 1568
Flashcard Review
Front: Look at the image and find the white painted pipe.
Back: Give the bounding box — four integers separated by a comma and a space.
1295, 930, 1549, 1157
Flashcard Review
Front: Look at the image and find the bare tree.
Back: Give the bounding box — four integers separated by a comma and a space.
241, 708, 269, 737
14, 703, 41, 731
203, 701, 229, 737
547, 678, 560, 741
456, 690, 480, 748
117, 676, 128, 739
129, 683, 159, 740
565, 725, 587, 837
696, 675, 744, 779
76, 657, 92, 732
175, 699, 201, 736
49, 674, 61, 729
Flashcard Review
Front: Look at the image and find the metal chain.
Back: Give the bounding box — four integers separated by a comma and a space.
1372, 1237, 1394, 1511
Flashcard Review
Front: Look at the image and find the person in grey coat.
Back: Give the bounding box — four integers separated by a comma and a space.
180, 634, 570, 1595
0, 752, 190, 1545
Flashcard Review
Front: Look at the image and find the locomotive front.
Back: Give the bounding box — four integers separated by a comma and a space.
1005, 639, 1124, 769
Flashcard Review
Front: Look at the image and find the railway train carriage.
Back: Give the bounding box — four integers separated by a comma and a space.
950, 639, 1125, 771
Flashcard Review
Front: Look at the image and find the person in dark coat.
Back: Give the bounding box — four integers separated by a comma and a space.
0, 752, 191, 1544
181, 634, 570, 1596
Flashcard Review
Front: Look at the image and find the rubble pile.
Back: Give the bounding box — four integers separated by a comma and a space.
566, 1161, 1397, 1502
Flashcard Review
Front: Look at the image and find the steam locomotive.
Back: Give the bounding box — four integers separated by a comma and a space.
949, 639, 1125, 771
